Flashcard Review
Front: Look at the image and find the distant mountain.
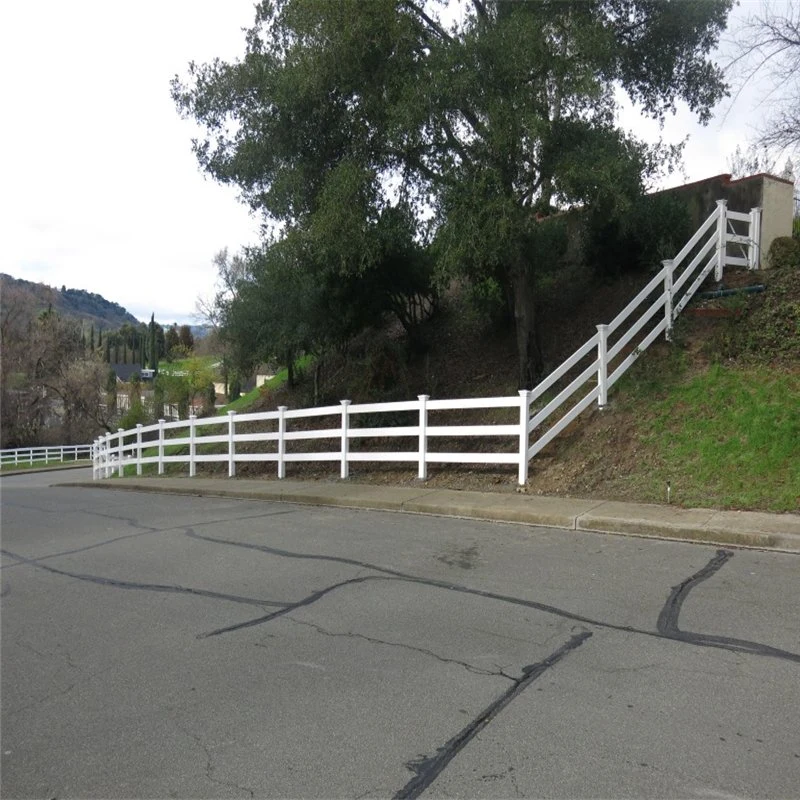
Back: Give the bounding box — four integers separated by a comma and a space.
0, 273, 141, 330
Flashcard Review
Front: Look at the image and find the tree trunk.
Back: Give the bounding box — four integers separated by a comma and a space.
510, 263, 544, 390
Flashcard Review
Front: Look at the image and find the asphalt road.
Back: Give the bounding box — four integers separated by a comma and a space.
1, 469, 799, 799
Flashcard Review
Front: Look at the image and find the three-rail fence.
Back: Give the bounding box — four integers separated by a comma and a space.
89, 200, 760, 485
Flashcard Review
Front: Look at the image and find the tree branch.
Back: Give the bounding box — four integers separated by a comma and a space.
400, 0, 453, 43
471, 0, 488, 21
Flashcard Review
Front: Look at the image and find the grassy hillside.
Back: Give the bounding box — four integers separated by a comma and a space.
234, 261, 798, 512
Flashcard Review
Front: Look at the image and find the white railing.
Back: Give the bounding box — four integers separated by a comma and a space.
1, 444, 94, 468
93, 201, 760, 486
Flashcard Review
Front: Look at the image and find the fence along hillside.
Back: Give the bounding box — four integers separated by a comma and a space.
93, 200, 761, 485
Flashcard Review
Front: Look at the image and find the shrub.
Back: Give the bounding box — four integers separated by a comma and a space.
767, 236, 800, 270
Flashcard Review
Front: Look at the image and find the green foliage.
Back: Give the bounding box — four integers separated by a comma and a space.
767, 236, 800, 270
165, 324, 180, 360
178, 325, 194, 353
174, 0, 733, 388
584, 192, 693, 279
706, 264, 800, 365
119, 402, 148, 431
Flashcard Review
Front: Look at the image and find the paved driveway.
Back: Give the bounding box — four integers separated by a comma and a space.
1, 471, 798, 798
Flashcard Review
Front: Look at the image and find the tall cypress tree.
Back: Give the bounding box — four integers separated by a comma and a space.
149, 313, 158, 375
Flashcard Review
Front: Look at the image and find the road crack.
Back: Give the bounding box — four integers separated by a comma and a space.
284, 617, 516, 681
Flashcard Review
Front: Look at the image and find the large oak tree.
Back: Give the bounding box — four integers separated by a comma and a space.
174, 0, 732, 388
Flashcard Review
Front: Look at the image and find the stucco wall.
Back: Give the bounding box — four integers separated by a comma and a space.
760, 176, 795, 266
655, 172, 794, 268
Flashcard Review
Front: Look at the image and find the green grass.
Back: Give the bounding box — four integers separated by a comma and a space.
0, 459, 91, 473
218, 354, 316, 414
639, 365, 799, 511
158, 355, 219, 375
219, 384, 263, 413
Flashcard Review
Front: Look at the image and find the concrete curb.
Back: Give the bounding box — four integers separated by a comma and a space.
65, 477, 800, 553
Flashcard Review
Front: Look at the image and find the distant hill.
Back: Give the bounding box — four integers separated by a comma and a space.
0, 273, 141, 330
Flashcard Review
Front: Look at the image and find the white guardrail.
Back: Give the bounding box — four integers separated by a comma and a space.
93, 200, 760, 485
1, 445, 94, 468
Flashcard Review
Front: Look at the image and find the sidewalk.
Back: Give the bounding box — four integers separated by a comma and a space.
69, 476, 800, 553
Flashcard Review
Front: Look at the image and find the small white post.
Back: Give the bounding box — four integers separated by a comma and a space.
518, 389, 531, 485
418, 394, 429, 481
92, 438, 98, 479
596, 324, 609, 408
715, 199, 727, 281
748, 206, 761, 270
135, 424, 142, 476
227, 410, 236, 478
663, 259, 674, 341
189, 415, 197, 477
29, 448, 33, 465
340, 400, 351, 480
60, 446, 65, 463
117, 428, 124, 478
277, 406, 287, 479
14, 450, 18, 466
157, 419, 165, 475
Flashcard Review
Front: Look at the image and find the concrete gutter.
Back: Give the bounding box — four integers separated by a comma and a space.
68, 477, 800, 551
65, 476, 800, 553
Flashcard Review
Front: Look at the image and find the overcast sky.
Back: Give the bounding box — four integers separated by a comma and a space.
0, 0, 786, 325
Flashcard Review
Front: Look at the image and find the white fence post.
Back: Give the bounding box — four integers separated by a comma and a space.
227, 410, 236, 478
158, 419, 165, 475
715, 199, 727, 281
596, 324, 609, 408
663, 259, 674, 341
418, 394, 429, 480
136, 424, 143, 476
277, 406, 287, 479
117, 428, 124, 478
340, 400, 351, 480
189, 415, 197, 477
92, 438, 98, 479
748, 206, 761, 270
518, 389, 530, 485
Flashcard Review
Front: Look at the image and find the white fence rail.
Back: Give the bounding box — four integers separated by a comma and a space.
1, 445, 94, 468
93, 200, 760, 485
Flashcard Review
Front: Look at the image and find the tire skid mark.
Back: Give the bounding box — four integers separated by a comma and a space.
394, 630, 593, 799
198, 576, 389, 638
0, 548, 287, 609
657, 549, 733, 635
187, 530, 800, 663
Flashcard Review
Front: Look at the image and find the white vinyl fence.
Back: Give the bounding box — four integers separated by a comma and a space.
94, 200, 760, 485
1, 444, 94, 468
